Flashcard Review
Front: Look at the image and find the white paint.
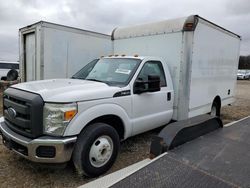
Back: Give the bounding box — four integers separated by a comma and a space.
113, 17, 187, 39
188, 20, 240, 117
19, 22, 112, 81
224, 116, 250, 127
12, 78, 119, 102
114, 32, 182, 120
113, 16, 240, 120
129, 57, 174, 135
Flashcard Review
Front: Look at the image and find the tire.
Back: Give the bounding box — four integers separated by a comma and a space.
210, 101, 220, 117
6, 69, 18, 81
72, 123, 120, 177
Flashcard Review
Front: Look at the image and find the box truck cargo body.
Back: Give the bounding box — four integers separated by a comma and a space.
112, 15, 241, 120
19, 21, 112, 81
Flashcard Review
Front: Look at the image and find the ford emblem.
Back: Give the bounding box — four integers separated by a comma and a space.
7, 107, 17, 119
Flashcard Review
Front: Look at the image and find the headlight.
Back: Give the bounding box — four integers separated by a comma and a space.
43, 103, 77, 136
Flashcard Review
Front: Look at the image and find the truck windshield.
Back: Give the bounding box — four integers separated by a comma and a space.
72, 58, 141, 86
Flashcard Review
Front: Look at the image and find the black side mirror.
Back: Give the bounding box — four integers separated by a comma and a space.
134, 75, 161, 94
134, 79, 145, 94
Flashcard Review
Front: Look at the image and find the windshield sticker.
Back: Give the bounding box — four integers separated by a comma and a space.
115, 69, 131, 74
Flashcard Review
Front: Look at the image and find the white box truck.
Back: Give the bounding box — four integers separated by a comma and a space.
113, 15, 241, 121
19, 21, 112, 81
0, 15, 240, 177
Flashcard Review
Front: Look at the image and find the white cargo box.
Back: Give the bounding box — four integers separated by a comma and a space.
19, 21, 112, 81
112, 15, 241, 120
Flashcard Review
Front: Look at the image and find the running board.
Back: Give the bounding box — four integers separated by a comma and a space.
150, 114, 223, 158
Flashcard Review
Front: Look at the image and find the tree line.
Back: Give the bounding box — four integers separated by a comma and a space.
239, 55, 250, 69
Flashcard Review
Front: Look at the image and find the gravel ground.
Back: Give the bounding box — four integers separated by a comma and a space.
0, 80, 249, 188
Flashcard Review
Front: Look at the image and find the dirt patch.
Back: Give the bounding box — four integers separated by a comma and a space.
0, 81, 249, 188
221, 80, 250, 124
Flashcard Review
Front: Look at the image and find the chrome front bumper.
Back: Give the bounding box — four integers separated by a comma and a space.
0, 121, 77, 163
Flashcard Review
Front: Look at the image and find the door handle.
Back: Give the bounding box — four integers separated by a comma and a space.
167, 92, 171, 101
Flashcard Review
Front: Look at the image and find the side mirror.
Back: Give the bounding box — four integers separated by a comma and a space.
134, 75, 161, 94
134, 79, 145, 94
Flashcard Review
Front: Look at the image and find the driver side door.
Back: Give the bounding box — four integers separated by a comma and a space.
131, 60, 173, 135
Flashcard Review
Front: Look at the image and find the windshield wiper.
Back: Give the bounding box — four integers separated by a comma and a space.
85, 78, 108, 84
71, 76, 85, 80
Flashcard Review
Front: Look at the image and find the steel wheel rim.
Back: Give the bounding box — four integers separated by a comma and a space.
89, 135, 113, 168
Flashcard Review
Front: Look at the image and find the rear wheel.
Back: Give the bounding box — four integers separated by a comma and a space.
210, 101, 220, 117
72, 123, 120, 177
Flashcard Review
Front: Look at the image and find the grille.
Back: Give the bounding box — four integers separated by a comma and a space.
3, 88, 44, 138
4, 97, 31, 134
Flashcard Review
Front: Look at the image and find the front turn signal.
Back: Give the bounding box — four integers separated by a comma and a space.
64, 110, 77, 121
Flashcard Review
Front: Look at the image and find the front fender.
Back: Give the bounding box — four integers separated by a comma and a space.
63, 103, 132, 139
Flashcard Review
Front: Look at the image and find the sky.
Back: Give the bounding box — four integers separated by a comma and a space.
0, 0, 249, 61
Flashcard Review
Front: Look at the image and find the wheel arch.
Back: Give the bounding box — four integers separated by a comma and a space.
213, 95, 221, 108
211, 95, 221, 117
64, 104, 131, 139
86, 115, 125, 140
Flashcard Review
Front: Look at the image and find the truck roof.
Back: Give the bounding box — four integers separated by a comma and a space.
112, 15, 241, 40
19, 21, 110, 39
103, 55, 145, 60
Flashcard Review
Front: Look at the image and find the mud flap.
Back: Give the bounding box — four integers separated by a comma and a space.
150, 114, 223, 158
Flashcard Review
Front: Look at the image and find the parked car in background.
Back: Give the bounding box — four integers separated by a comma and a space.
237, 69, 250, 80
246, 70, 250, 79
0, 60, 19, 80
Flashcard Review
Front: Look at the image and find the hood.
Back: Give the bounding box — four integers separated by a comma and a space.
11, 79, 121, 102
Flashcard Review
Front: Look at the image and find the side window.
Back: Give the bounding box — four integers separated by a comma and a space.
0, 63, 19, 69
137, 61, 167, 87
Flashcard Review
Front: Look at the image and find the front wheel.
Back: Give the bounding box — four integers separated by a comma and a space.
72, 123, 120, 177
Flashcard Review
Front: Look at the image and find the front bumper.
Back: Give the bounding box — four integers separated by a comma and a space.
237, 75, 245, 80
0, 121, 77, 163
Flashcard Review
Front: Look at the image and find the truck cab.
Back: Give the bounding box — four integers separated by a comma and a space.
0, 56, 174, 177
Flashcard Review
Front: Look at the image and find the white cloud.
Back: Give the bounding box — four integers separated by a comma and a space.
0, 0, 249, 60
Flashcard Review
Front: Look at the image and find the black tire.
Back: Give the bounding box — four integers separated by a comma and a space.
210, 101, 221, 117
72, 123, 120, 177
7, 69, 18, 81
